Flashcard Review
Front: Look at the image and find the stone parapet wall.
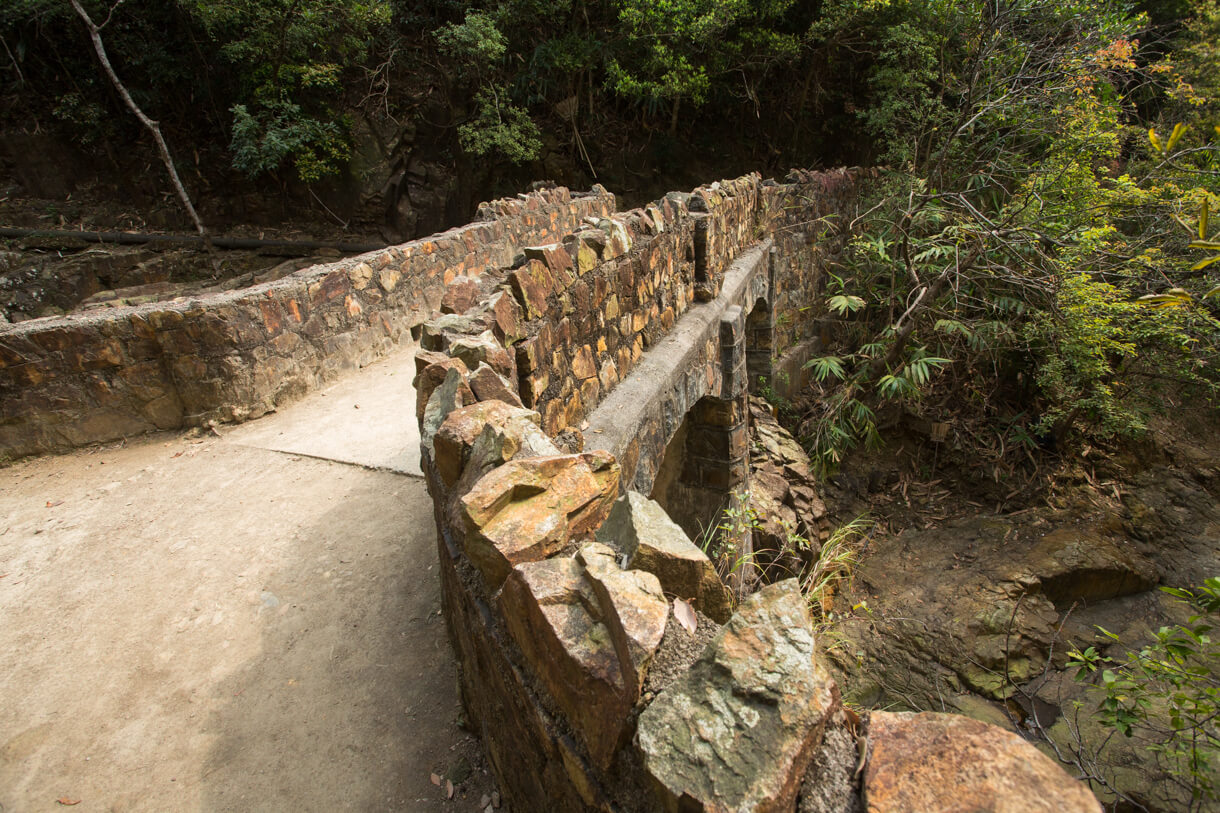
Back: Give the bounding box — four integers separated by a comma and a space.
0, 187, 614, 459
502, 170, 865, 442
414, 169, 1101, 812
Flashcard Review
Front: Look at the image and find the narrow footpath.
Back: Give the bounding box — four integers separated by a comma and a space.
0, 345, 495, 812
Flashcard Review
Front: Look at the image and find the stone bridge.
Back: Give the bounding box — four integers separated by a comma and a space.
410, 170, 1101, 812
0, 169, 1101, 811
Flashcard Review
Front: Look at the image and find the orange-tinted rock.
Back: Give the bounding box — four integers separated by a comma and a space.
597, 491, 731, 623
433, 400, 539, 487
509, 259, 556, 320
460, 451, 620, 589
523, 244, 573, 281
864, 711, 1101, 813
571, 345, 597, 380
499, 543, 666, 769
577, 543, 668, 698
499, 558, 629, 767
440, 275, 480, 314
469, 363, 523, 407
487, 289, 524, 344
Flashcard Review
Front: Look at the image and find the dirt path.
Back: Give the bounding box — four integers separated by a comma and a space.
0, 349, 496, 812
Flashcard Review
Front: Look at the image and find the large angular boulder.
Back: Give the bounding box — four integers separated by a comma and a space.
432, 400, 540, 487
419, 312, 489, 351
499, 545, 667, 768
448, 329, 516, 382
460, 451, 620, 589
638, 580, 838, 813
597, 491, 732, 623
863, 711, 1101, 812
468, 362, 523, 407
421, 366, 474, 455
577, 543, 669, 698
413, 351, 471, 421
509, 259, 557, 319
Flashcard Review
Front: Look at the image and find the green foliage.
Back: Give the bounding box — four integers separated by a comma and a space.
230, 101, 350, 183
456, 87, 542, 164
1069, 579, 1220, 807
436, 11, 506, 75
800, 515, 871, 614
184, 0, 391, 180
797, 0, 1220, 469
608, 0, 802, 113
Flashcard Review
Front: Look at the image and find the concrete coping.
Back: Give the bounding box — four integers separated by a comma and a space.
583, 239, 771, 463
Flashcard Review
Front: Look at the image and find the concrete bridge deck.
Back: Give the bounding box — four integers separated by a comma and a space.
0, 346, 492, 811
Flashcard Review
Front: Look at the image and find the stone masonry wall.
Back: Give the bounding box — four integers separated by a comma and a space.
0, 186, 614, 460
414, 169, 1101, 812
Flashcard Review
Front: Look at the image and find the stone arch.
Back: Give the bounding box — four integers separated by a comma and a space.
745, 296, 773, 393
648, 394, 748, 542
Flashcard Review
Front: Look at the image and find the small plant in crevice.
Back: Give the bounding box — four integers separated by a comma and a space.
698, 489, 764, 603
802, 515, 873, 616
699, 489, 873, 616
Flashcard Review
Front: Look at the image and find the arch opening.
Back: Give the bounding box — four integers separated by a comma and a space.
745, 296, 773, 394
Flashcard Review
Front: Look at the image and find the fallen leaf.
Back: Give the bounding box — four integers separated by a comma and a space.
57, 798, 81, 806
446, 779, 454, 799
673, 598, 697, 635
430, 773, 441, 786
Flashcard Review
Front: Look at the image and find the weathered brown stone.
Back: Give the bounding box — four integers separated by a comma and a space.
348, 262, 374, 290
376, 266, 401, 292
413, 355, 471, 422
577, 542, 668, 698
571, 233, 603, 275
487, 289, 524, 344
597, 491, 731, 623
419, 312, 488, 351
572, 345, 596, 380
864, 711, 1101, 813
468, 363, 523, 407
598, 218, 632, 260
440, 275, 480, 314
1020, 526, 1159, 606
308, 270, 348, 304
523, 244, 573, 280
448, 330, 515, 382
598, 359, 619, 391
498, 542, 665, 770
433, 400, 539, 487
509, 259, 556, 319
520, 370, 549, 407
638, 580, 838, 813
460, 451, 620, 589
499, 558, 629, 768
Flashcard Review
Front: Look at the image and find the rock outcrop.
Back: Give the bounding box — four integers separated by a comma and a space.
638, 581, 839, 812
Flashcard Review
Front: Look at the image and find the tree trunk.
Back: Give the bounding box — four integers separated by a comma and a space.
68, 0, 216, 265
